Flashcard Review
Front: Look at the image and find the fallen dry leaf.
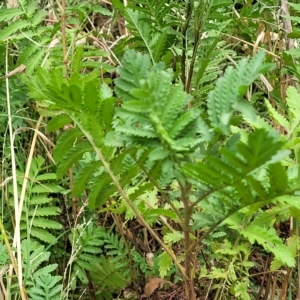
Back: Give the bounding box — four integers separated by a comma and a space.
144, 277, 172, 298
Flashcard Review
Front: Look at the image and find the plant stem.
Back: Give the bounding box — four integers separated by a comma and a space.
181, 0, 193, 89
5, 42, 28, 300
0, 219, 18, 280
185, 1, 206, 93
72, 118, 188, 280
61, 0, 68, 78
181, 183, 196, 300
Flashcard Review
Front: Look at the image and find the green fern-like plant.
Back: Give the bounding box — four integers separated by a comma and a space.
0, 0, 113, 76
111, 49, 206, 155
26, 47, 300, 299
7, 156, 63, 244
205, 238, 253, 300
111, 0, 178, 63
28, 274, 63, 300
260, 85, 300, 270
68, 224, 105, 289
21, 239, 63, 299
0, 239, 62, 299
67, 224, 129, 297
110, 49, 299, 298
26, 48, 158, 210
0, 0, 55, 75
90, 255, 127, 299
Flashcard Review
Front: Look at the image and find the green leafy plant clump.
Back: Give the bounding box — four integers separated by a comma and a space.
24, 46, 300, 299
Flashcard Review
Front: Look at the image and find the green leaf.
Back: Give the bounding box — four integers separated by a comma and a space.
91, 256, 127, 288
47, 114, 72, 132
84, 81, 99, 115
29, 274, 62, 300
143, 208, 177, 220
268, 163, 288, 194
152, 29, 169, 62
81, 69, 101, 83
238, 129, 285, 170
0, 8, 23, 22
35, 173, 57, 181
158, 251, 173, 278
33, 264, 59, 278
115, 50, 150, 101
30, 183, 64, 194
288, 3, 300, 10
163, 231, 184, 244
105, 131, 124, 147
148, 148, 169, 161
99, 96, 115, 130
72, 47, 84, 74
240, 225, 295, 267
56, 141, 94, 179
29, 195, 52, 205
26, 1, 38, 17
207, 51, 266, 134
116, 126, 157, 138
125, 9, 154, 62
169, 109, 200, 138
160, 83, 190, 130
28, 207, 60, 217
31, 9, 47, 26
286, 86, 300, 124
30, 228, 57, 244
27, 218, 62, 230
0, 20, 31, 40
69, 84, 82, 104
265, 100, 290, 131
122, 100, 151, 113
53, 127, 83, 163
88, 174, 114, 209
72, 160, 102, 196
